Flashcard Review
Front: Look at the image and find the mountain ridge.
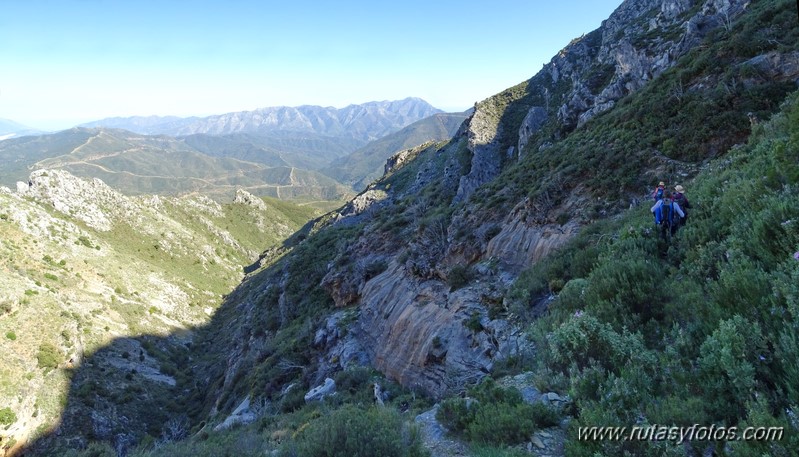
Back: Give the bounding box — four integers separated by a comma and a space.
79, 97, 442, 141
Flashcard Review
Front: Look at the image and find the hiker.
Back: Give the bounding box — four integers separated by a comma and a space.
652, 181, 665, 201
673, 185, 691, 225
651, 190, 685, 236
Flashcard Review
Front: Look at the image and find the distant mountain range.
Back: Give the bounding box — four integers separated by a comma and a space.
0, 99, 465, 198
79, 97, 442, 142
0, 118, 42, 139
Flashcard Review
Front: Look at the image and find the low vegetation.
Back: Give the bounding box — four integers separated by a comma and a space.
505, 92, 799, 455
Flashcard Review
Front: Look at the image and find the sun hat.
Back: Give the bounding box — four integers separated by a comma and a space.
658, 181, 665, 186
674, 185, 685, 193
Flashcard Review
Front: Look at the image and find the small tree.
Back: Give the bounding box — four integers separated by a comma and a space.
0, 407, 17, 426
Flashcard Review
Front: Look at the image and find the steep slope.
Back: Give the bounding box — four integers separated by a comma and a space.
325, 112, 470, 190
0, 170, 320, 455
80, 98, 442, 141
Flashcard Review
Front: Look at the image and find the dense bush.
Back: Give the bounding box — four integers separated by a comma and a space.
0, 407, 17, 426
285, 405, 428, 457
447, 265, 473, 291
436, 379, 559, 446
36, 342, 61, 369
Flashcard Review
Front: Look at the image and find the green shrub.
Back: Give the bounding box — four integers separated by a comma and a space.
546, 313, 654, 374
76, 236, 94, 248
447, 265, 473, 291
467, 402, 538, 445
437, 379, 559, 446
36, 342, 61, 369
74, 441, 116, 457
5, 331, 16, 340
436, 398, 474, 433
0, 407, 17, 425
287, 405, 428, 457
698, 315, 765, 422
464, 311, 484, 333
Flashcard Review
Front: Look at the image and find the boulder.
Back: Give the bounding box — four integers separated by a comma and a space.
233, 188, 266, 210
213, 397, 257, 431
304, 378, 336, 402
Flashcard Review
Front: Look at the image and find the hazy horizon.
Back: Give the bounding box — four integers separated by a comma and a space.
2, 0, 622, 131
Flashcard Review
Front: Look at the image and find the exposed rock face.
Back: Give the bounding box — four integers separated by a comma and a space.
337, 188, 389, 221
486, 216, 579, 271
550, 0, 754, 129
354, 262, 520, 398
384, 142, 432, 175
452, 0, 754, 202
518, 107, 548, 157
742, 51, 799, 82
160, 0, 794, 439
454, 102, 504, 202
213, 397, 257, 431
233, 188, 266, 210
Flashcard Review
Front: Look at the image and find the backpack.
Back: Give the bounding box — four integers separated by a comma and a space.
654, 187, 664, 200
661, 200, 677, 237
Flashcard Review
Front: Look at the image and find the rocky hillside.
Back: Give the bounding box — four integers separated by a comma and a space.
0, 170, 320, 455
12, 0, 799, 455
80, 97, 442, 141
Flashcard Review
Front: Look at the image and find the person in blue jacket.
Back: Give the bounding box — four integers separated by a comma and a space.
652, 181, 665, 201
651, 190, 685, 235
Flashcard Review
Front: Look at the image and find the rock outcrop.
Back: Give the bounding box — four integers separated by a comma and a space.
518, 107, 548, 157
304, 378, 336, 402
454, 101, 505, 202
550, 0, 754, 129
486, 216, 579, 271
16, 169, 133, 231
233, 188, 267, 210
354, 262, 522, 398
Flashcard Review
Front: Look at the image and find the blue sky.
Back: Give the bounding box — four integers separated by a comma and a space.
1, 0, 622, 131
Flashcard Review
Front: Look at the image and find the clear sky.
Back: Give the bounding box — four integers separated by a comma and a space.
1, 0, 623, 131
